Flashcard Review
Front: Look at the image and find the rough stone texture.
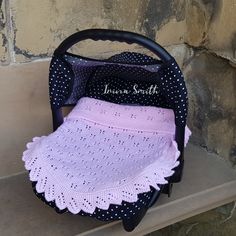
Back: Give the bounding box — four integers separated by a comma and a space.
185, 52, 236, 162
0, 1, 234, 168
0, 0, 188, 63
0, 0, 235, 63
185, 0, 236, 64
10, 0, 149, 62
206, 0, 236, 63
143, 0, 186, 43
11, 0, 107, 62
182, 0, 236, 163
147, 202, 236, 236
166, 44, 194, 68
0, 1, 235, 235
0, 0, 235, 168
185, 0, 210, 47
0, 0, 9, 64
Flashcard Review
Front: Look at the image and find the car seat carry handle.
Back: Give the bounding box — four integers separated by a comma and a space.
54, 29, 173, 62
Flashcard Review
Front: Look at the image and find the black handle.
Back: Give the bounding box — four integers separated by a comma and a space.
54, 29, 172, 62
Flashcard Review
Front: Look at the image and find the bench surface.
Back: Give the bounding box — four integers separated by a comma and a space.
1, 144, 236, 236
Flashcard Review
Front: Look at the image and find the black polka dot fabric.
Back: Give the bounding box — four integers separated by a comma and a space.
84, 64, 169, 111
84, 52, 188, 126
49, 56, 74, 108
31, 178, 160, 221
43, 51, 188, 221
108, 51, 161, 65
157, 60, 188, 126
49, 51, 188, 126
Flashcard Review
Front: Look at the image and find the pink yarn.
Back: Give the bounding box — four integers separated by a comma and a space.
22, 97, 191, 214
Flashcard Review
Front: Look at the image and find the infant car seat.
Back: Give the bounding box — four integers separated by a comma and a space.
23, 29, 191, 232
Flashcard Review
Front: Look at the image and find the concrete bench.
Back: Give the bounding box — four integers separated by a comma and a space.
1, 144, 236, 236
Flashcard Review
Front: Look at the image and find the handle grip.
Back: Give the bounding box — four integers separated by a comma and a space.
54, 29, 172, 62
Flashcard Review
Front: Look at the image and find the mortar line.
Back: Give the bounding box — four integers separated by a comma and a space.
4, 0, 15, 63
0, 170, 27, 180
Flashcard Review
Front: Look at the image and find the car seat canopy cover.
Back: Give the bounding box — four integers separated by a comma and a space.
49, 52, 188, 126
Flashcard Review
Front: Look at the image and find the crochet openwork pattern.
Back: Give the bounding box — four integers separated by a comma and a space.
23, 97, 191, 214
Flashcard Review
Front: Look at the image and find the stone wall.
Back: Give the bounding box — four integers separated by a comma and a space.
3, 0, 236, 171
0, 1, 235, 235
184, 0, 236, 163
147, 202, 236, 236
0, 0, 235, 175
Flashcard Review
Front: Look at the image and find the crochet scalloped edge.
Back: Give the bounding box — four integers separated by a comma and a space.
22, 136, 181, 214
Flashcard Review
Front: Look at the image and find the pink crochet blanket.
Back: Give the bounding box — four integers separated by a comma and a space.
23, 97, 191, 214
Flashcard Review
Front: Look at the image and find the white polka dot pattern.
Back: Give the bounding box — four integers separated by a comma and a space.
158, 60, 188, 126
49, 56, 74, 108
49, 52, 188, 126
